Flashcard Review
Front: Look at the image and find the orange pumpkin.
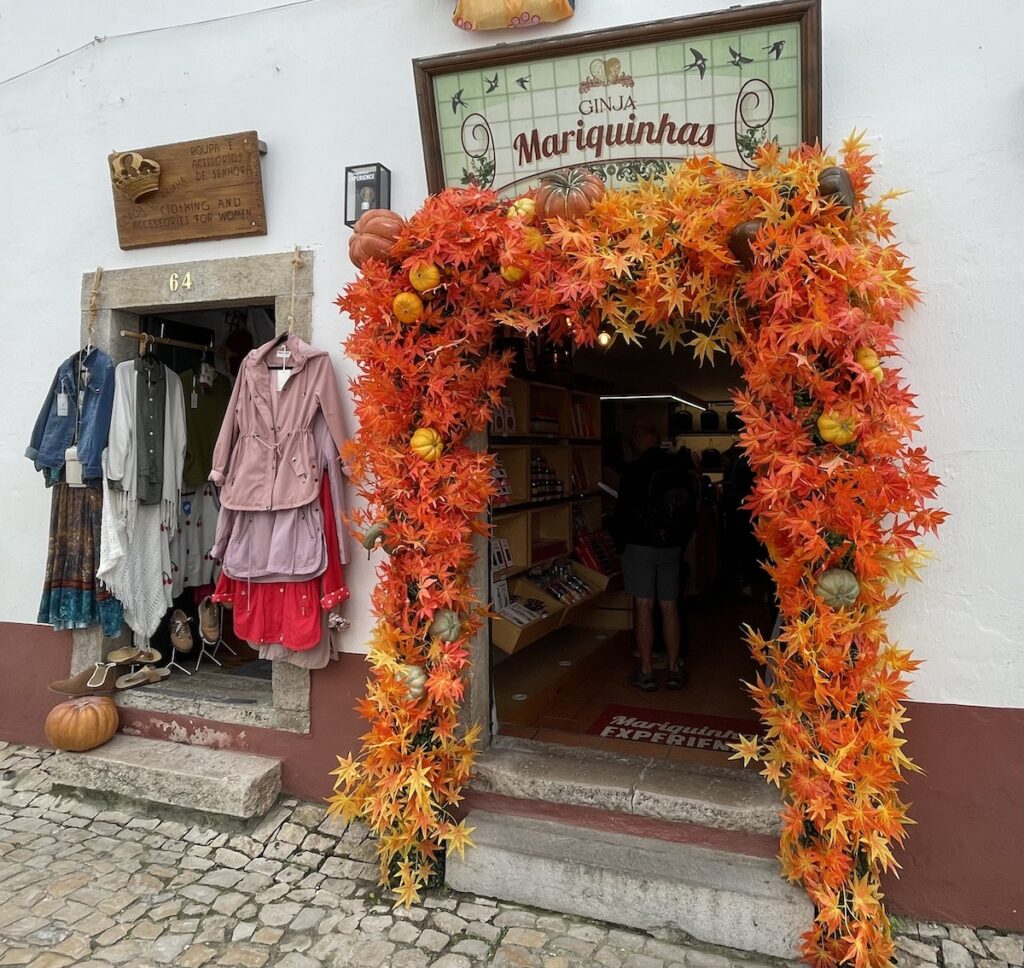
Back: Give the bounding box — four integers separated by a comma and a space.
348, 209, 406, 268
534, 169, 606, 222
409, 262, 441, 293
45, 696, 118, 752
393, 291, 425, 324
410, 427, 443, 461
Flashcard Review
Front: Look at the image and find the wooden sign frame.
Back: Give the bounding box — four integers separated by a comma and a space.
108, 131, 268, 250
413, 0, 821, 196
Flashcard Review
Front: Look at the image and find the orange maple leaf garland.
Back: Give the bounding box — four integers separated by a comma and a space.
332, 135, 943, 966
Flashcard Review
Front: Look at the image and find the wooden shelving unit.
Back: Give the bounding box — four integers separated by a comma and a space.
489, 377, 611, 653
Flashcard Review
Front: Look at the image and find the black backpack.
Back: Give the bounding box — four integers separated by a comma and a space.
643, 463, 695, 548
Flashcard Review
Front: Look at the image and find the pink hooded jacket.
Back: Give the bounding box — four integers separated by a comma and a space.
210, 334, 347, 512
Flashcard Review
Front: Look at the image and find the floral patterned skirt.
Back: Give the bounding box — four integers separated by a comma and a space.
38, 482, 123, 636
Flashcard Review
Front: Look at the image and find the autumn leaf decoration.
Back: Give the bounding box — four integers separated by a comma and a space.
332, 133, 944, 968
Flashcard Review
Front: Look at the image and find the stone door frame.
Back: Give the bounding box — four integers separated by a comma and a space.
71, 250, 315, 733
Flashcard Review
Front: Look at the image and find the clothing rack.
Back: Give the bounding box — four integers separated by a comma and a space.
120, 329, 210, 353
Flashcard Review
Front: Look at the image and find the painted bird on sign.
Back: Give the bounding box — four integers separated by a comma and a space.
515, 74, 531, 91
727, 46, 753, 67
764, 40, 786, 60
684, 47, 707, 79
484, 73, 499, 93
451, 89, 468, 114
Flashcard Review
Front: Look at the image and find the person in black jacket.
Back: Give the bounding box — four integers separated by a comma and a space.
613, 420, 696, 691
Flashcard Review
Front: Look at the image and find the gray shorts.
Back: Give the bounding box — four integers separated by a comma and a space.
621, 543, 682, 601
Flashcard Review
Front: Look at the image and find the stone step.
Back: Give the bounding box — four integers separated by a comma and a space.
447, 810, 811, 960
473, 737, 782, 835
48, 734, 281, 819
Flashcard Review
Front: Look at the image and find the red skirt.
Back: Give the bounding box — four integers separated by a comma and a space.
213, 473, 348, 651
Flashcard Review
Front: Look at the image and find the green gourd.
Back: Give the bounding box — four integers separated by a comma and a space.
815, 568, 860, 608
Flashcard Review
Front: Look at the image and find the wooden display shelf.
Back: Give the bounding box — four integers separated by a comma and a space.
490, 579, 565, 655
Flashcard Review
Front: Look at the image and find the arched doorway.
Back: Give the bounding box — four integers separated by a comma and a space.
331, 137, 943, 968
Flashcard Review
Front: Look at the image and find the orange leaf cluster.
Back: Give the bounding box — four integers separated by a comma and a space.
332, 135, 943, 966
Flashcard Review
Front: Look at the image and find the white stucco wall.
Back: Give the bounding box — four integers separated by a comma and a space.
1, 0, 1021, 709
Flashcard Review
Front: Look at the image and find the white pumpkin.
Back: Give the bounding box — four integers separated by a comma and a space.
814, 568, 860, 608
396, 664, 427, 702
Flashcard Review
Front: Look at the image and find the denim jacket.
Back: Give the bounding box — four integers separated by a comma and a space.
26, 347, 115, 482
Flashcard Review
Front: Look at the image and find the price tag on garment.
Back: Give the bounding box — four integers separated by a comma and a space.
191, 391, 199, 409
276, 347, 291, 360
276, 368, 291, 390
56, 393, 69, 417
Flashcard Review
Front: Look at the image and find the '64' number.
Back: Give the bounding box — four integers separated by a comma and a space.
169, 271, 193, 292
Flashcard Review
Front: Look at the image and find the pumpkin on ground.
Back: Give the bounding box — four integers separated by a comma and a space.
534, 169, 606, 222
855, 346, 884, 383
409, 262, 441, 293
815, 568, 861, 608
410, 427, 443, 461
348, 209, 406, 268
506, 197, 536, 221
393, 291, 425, 324
395, 664, 427, 702
428, 608, 462, 642
817, 411, 858, 446
44, 696, 118, 752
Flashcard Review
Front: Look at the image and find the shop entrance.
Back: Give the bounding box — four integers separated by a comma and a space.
488, 335, 775, 769
69, 252, 315, 733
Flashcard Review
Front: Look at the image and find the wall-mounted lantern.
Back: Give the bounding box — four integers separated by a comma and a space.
345, 164, 391, 227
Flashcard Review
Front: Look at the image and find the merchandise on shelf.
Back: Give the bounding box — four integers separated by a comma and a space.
575, 529, 622, 577
525, 558, 595, 605
529, 408, 561, 435
491, 455, 512, 505
530, 453, 564, 500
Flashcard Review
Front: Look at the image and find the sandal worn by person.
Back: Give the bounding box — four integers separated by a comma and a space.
628, 669, 657, 692
666, 665, 690, 690
115, 666, 171, 690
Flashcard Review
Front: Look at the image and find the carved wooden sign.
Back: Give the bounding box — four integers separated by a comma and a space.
108, 131, 268, 250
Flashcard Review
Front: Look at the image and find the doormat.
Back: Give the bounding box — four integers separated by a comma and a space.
587, 703, 762, 752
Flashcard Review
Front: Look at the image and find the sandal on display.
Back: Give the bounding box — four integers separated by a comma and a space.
198, 597, 221, 645
170, 610, 194, 654
106, 645, 162, 665
115, 666, 171, 690
49, 662, 119, 697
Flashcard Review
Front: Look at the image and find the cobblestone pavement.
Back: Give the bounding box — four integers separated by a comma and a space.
0, 743, 1020, 968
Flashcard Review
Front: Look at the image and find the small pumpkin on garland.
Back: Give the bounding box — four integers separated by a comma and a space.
395, 664, 427, 702
362, 522, 400, 556
393, 291, 425, 324
817, 410, 858, 446
409, 262, 442, 294
428, 608, 462, 642
410, 427, 444, 461
44, 696, 118, 752
500, 263, 527, 284
815, 568, 861, 609
728, 219, 767, 270
818, 166, 856, 217
506, 197, 536, 221
348, 209, 406, 268
534, 169, 606, 222
855, 346, 884, 384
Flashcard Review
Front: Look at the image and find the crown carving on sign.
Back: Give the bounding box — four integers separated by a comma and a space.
109, 150, 161, 202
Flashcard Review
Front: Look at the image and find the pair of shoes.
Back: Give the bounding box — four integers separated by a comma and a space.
49, 660, 171, 695
628, 669, 658, 692
666, 666, 690, 690
198, 597, 221, 645
170, 609, 194, 654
